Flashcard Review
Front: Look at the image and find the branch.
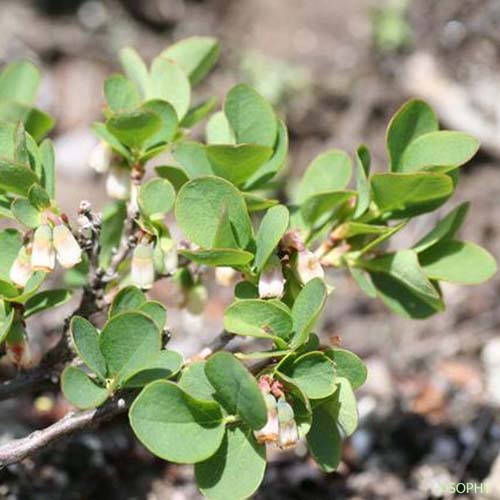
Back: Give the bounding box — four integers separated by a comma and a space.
0, 396, 131, 466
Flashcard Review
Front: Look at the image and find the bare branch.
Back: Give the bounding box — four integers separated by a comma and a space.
0, 396, 131, 467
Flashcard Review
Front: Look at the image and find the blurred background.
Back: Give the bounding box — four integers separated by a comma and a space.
0, 0, 500, 498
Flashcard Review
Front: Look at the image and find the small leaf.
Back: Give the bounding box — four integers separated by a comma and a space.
224, 84, 277, 148
149, 57, 191, 120
172, 141, 213, 178
139, 178, 175, 220
413, 202, 469, 253
205, 352, 267, 430
182, 97, 217, 128
284, 352, 336, 399
195, 425, 266, 500
179, 360, 216, 401
348, 267, 377, 298
175, 177, 252, 249
39, 139, 55, 198
109, 285, 146, 317
104, 74, 141, 112
205, 144, 272, 186
99, 200, 126, 268
99, 312, 160, 384
353, 145, 371, 218
119, 47, 150, 97
307, 405, 342, 472
254, 205, 289, 271
401, 131, 479, 172
0, 60, 40, 104
224, 299, 293, 341
244, 193, 279, 213
138, 300, 167, 330
0, 158, 39, 196
290, 278, 327, 349
129, 380, 225, 463
28, 184, 50, 210
24, 289, 73, 318
91, 122, 131, 159
419, 240, 497, 284
0, 229, 22, 282
0, 307, 14, 344
387, 99, 438, 172
331, 377, 358, 437
162, 36, 220, 86
122, 350, 183, 387
142, 99, 178, 148
70, 316, 107, 380
155, 165, 190, 191
106, 108, 162, 148
297, 150, 352, 203
11, 198, 41, 228
180, 248, 254, 267
301, 190, 355, 226
206, 111, 236, 145
325, 348, 367, 390
61, 366, 108, 410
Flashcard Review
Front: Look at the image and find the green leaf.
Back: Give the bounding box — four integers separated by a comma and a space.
284, 352, 336, 399
138, 178, 175, 220
371, 172, 453, 218
224, 84, 277, 147
205, 352, 267, 430
348, 267, 377, 298
401, 131, 479, 173
39, 139, 55, 198
8, 272, 45, 303
142, 99, 178, 148
138, 300, 167, 330
290, 278, 327, 349
91, 122, 131, 159
155, 165, 190, 191
413, 202, 469, 252
0, 158, 39, 196
119, 47, 150, 97
224, 299, 293, 341
206, 111, 236, 145
61, 366, 108, 410
205, 144, 273, 186
245, 119, 288, 190
387, 99, 438, 172
106, 108, 162, 149
0, 103, 53, 142
0, 228, 22, 282
244, 193, 279, 213
297, 150, 352, 203
195, 425, 266, 500
104, 74, 141, 112
0, 307, 14, 344
175, 177, 252, 249
179, 360, 216, 401
331, 377, 358, 437
70, 316, 107, 380
325, 348, 367, 390
419, 240, 497, 284
99, 200, 126, 268
149, 57, 191, 120
307, 405, 342, 472
172, 141, 213, 178
11, 198, 41, 228
28, 184, 50, 210
254, 205, 289, 271
301, 190, 355, 226
109, 285, 146, 318
162, 37, 220, 86
129, 380, 225, 463
0, 60, 40, 104
99, 312, 160, 383
122, 350, 183, 387
180, 248, 254, 267
353, 145, 371, 218
182, 97, 217, 128
24, 289, 73, 318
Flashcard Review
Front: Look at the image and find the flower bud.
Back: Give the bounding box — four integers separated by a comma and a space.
277, 399, 299, 449
31, 224, 55, 272
10, 246, 32, 287
215, 267, 237, 287
53, 224, 82, 268
106, 165, 131, 200
255, 393, 279, 444
89, 141, 111, 173
295, 248, 324, 284
161, 240, 178, 275
6, 321, 32, 369
131, 242, 155, 290
258, 255, 285, 298
186, 284, 208, 315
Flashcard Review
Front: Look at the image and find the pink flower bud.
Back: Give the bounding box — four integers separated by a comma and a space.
295, 248, 324, 284
10, 246, 32, 287
106, 165, 130, 200
31, 224, 55, 272
277, 399, 299, 449
89, 141, 111, 173
6, 321, 32, 369
255, 393, 279, 444
131, 242, 155, 290
258, 256, 285, 298
53, 224, 82, 268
